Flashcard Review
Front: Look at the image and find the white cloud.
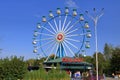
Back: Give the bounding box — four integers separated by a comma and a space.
65, 0, 79, 8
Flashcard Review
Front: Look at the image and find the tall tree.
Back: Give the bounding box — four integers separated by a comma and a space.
93, 52, 106, 75
110, 47, 120, 73
103, 43, 113, 60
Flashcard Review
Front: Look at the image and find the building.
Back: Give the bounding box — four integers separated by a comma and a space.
43, 57, 93, 78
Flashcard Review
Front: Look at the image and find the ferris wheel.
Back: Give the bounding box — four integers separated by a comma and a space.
33, 7, 91, 61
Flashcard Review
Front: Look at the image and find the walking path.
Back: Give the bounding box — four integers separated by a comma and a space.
106, 77, 119, 80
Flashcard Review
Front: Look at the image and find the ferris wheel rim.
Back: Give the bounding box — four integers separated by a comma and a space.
33, 8, 91, 60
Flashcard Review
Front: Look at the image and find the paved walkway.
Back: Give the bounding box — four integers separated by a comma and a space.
71, 77, 120, 80
106, 77, 119, 80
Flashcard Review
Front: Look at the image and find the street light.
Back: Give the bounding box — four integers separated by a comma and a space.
86, 8, 104, 80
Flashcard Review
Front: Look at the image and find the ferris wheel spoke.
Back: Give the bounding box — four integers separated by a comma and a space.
59, 16, 62, 31
64, 20, 79, 33
65, 38, 80, 43
60, 43, 62, 57
64, 39, 79, 50
41, 26, 55, 35
48, 22, 57, 33
39, 40, 54, 48
40, 37, 53, 41
65, 34, 80, 37
65, 27, 80, 35
63, 41, 75, 56
62, 15, 67, 31
54, 42, 59, 59
43, 40, 56, 54
63, 18, 73, 32
45, 42, 57, 61
53, 17, 59, 32
62, 42, 67, 56
38, 33, 54, 37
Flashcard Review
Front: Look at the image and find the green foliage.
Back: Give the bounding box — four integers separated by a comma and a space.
73, 43, 120, 76
104, 43, 113, 60
103, 44, 120, 75
24, 63, 70, 80
0, 59, 4, 80
26, 57, 46, 66
84, 56, 93, 63
0, 56, 27, 80
110, 47, 120, 73
93, 52, 106, 75
26, 59, 35, 66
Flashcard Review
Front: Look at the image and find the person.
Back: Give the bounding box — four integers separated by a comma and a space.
28, 66, 32, 71
75, 71, 81, 77
103, 73, 106, 80
114, 74, 118, 80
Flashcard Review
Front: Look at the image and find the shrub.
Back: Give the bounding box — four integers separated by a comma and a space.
0, 56, 27, 80
24, 63, 70, 80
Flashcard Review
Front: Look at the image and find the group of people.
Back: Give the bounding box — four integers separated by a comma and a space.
70, 71, 90, 80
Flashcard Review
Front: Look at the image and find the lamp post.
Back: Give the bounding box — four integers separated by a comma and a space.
86, 8, 104, 80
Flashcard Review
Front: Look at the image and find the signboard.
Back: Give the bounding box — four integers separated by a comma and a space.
62, 58, 83, 62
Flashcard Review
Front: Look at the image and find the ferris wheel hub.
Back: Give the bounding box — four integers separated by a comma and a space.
56, 32, 64, 42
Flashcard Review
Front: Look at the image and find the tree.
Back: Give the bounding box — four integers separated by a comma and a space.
84, 56, 93, 63
26, 59, 35, 66
10, 56, 27, 79
104, 43, 113, 60
0, 59, 4, 80
110, 47, 120, 74
93, 52, 106, 75
1, 56, 27, 80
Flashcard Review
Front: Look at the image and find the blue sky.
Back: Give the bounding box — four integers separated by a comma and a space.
0, 0, 120, 60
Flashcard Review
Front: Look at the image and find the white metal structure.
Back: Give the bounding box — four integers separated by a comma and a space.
33, 7, 91, 62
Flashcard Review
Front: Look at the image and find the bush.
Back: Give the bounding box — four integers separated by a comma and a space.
0, 56, 27, 80
24, 63, 70, 80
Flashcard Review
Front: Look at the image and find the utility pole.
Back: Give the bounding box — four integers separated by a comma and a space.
86, 8, 104, 80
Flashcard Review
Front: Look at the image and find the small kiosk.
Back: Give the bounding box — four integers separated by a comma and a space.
43, 57, 93, 78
